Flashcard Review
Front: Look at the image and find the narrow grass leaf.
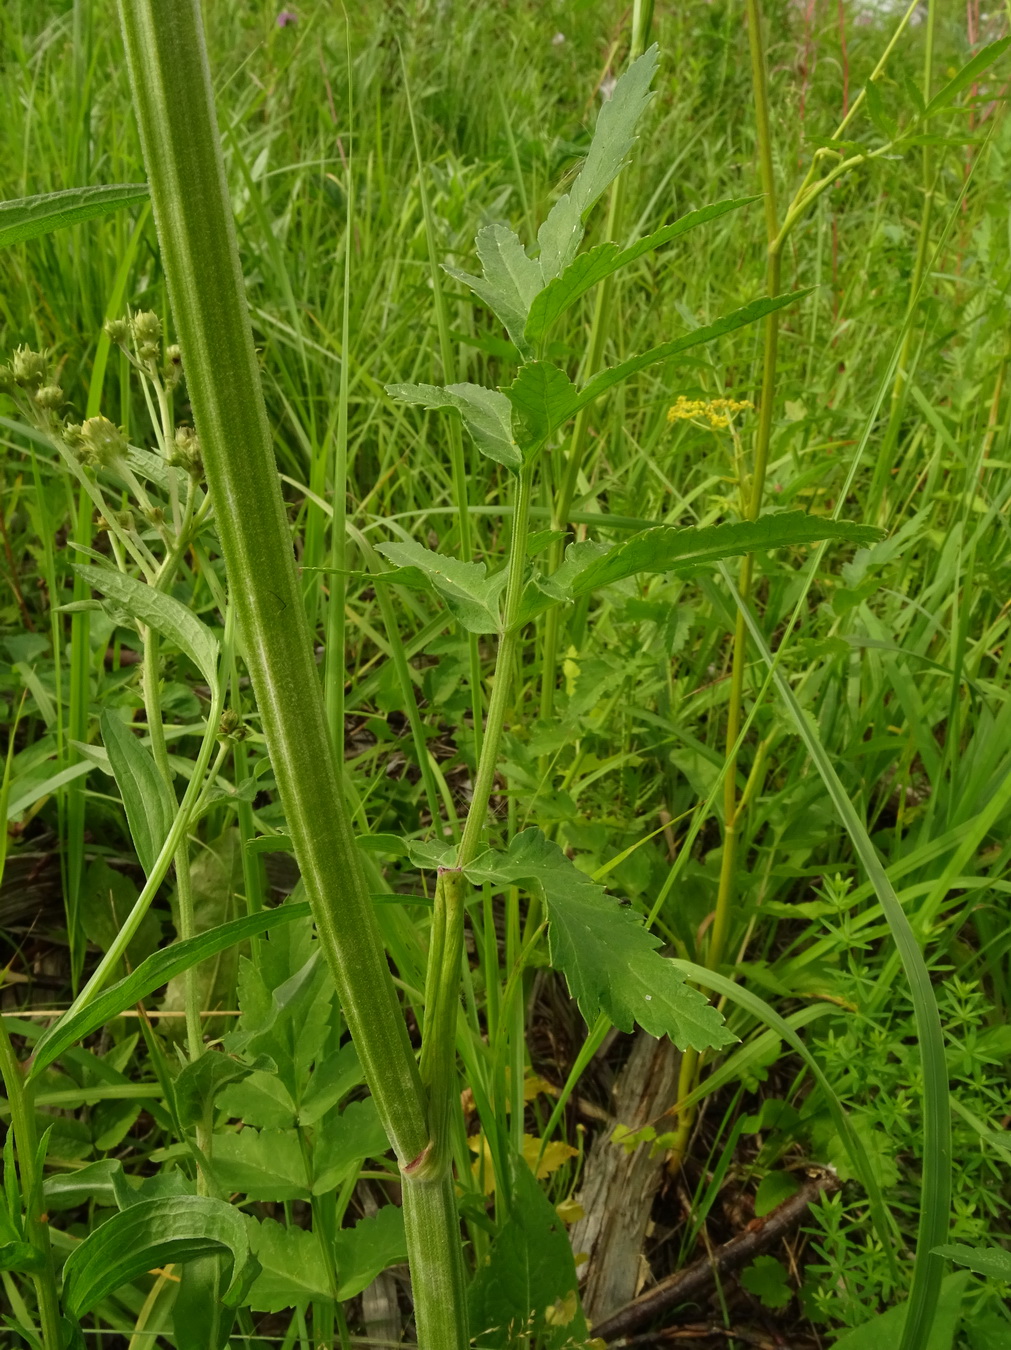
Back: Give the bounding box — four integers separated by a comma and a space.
376, 540, 505, 634
100, 711, 175, 877
62, 1197, 258, 1315
0, 184, 149, 248
73, 564, 219, 687
28, 903, 311, 1080
726, 573, 950, 1350
524, 197, 758, 345
386, 381, 521, 468
466, 830, 734, 1051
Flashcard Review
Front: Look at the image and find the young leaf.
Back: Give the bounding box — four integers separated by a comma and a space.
73, 564, 219, 687
61, 1196, 259, 1317
376, 539, 505, 634
524, 197, 758, 345
0, 184, 149, 248
29, 902, 312, 1080
445, 224, 543, 357
504, 362, 579, 447
538, 45, 660, 282
740, 1255, 792, 1310
931, 1242, 1011, 1281
923, 36, 1011, 118
100, 711, 176, 877
386, 381, 520, 468
465, 830, 734, 1050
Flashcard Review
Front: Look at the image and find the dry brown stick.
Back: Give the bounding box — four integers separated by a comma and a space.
592, 1171, 840, 1343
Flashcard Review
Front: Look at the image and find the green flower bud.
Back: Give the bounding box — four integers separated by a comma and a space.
145, 505, 165, 525
12, 346, 48, 388
79, 415, 127, 467
104, 317, 130, 345
117, 509, 135, 531
130, 311, 162, 364
170, 425, 203, 477
34, 384, 64, 410
164, 343, 183, 389
218, 708, 248, 741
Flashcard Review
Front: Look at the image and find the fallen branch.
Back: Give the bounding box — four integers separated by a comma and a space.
592, 1170, 840, 1342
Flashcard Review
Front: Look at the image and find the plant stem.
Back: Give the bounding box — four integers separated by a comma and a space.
668, 0, 781, 1172
116, 4, 466, 1344
0, 1021, 62, 1349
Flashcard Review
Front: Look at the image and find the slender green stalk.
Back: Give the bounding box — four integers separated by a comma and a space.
116, 4, 466, 1344
0, 1021, 62, 1350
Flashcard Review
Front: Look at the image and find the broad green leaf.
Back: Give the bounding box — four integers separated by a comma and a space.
311, 1098, 391, 1194
923, 37, 1010, 117
445, 224, 543, 357
217, 1070, 297, 1130
376, 539, 506, 634
468, 1160, 587, 1350
246, 1206, 407, 1312
173, 1255, 236, 1350
754, 1171, 800, 1217
830, 1273, 969, 1350
0, 1241, 45, 1274
44, 1159, 191, 1212
503, 362, 578, 447
29, 902, 312, 1080
740, 1255, 791, 1310
386, 381, 520, 468
0, 184, 149, 248
465, 830, 734, 1050
538, 45, 659, 282
932, 1243, 1011, 1282
525, 197, 757, 345
100, 710, 176, 877
73, 564, 219, 687
61, 1196, 259, 1317
80, 857, 161, 971
209, 1128, 310, 1201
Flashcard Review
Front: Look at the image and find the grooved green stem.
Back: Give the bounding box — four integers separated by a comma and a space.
116, 4, 466, 1344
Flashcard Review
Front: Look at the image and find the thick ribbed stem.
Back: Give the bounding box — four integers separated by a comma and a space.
116, 4, 466, 1344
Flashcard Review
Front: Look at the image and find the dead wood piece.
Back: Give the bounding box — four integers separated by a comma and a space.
591, 1171, 840, 1343
569, 1031, 681, 1322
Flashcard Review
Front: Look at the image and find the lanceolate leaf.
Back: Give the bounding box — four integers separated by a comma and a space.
524, 197, 758, 345
29, 903, 312, 1080
465, 830, 734, 1050
538, 45, 660, 282
376, 539, 505, 633
62, 1196, 259, 1316
923, 36, 1010, 118
100, 710, 176, 877
0, 183, 149, 248
386, 381, 521, 468
73, 564, 220, 687
931, 1242, 1011, 1281
517, 514, 881, 623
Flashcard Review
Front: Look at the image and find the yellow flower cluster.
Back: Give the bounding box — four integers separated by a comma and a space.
667, 395, 754, 429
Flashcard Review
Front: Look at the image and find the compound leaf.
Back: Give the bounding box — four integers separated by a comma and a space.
465, 830, 733, 1050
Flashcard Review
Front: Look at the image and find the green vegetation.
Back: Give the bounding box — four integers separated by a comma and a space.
1, 1, 1009, 1348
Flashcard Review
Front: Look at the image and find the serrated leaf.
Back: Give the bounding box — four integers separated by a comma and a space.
924, 37, 1010, 118
468, 1160, 587, 1350
932, 1242, 1011, 1281
299, 1043, 364, 1126
61, 1196, 258, 1317
386, 381, 520, 468
175, 1050, 260, 1129
740, 1255, 791, 1310
864, 79, 898, 139
525, 197, 756, 345
210, 1128, 310, 1201
100, 711, 176, 877
376, 539, 505, 633
72, 565, 219, 687
246, 1206, 407, 1313
0, 184, 149, 248
445, 224, 542, 356
311, 1098, 390, 1194
465, 830, 733, 1050
29, 902, 312, 1080
503, 362, 578, 446
538, 45, 660, 282
218, 1070, 296, 1130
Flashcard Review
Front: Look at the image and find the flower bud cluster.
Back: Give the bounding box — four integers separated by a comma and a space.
70, 415, 128, 468
130, 310, 163, 365
169, 425, 203, 478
